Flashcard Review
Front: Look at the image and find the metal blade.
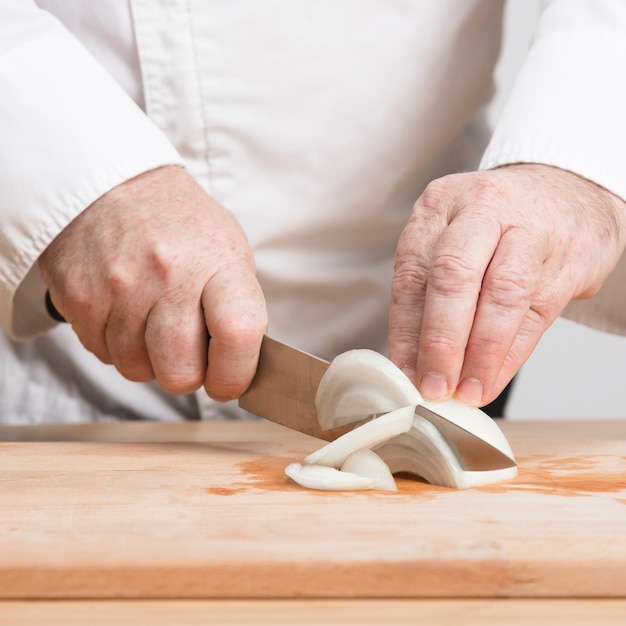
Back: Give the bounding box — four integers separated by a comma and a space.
238, 336, 353, 441
415, 405, 517, 471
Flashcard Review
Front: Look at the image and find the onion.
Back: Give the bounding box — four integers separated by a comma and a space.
304, 405, 415, 467
376, 414, 518, 489
285, 462, 380, 491
284, 349, 517, 492
341, 449, 397, 491
315, 349, 422, 429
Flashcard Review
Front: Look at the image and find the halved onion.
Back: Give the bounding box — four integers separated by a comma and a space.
285, 349, 517, 492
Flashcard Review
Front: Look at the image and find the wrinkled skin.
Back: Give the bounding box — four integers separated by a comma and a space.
39, 165, 268, 401
389, 163, 626, 407
39, 162, 626, 410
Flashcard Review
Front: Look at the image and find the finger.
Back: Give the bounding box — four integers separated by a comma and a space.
482, 303, 550, 405
144, 296, 208, 394
477, 255, 567, 406
202, 267, 267, 402
455, 228, 544, 405
388, 224, 430, 381
415, 212, 501, 400
388, 190, 450, 382
105, 304, 154, 383
49, 282, 113, 365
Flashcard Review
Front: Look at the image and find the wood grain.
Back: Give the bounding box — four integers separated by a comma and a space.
2, 599, 626, 626
1, 420, 625, 599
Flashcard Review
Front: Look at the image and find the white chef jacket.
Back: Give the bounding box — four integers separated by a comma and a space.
1, 0, 626, 423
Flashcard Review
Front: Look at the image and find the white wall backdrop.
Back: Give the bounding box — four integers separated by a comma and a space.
488, 0, 626, 419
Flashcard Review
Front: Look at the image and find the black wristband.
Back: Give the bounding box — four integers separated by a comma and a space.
45, 289, 67, 323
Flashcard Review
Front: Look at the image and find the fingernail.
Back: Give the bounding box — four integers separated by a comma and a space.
419, 373, 449, 401
456, 377, 484, 406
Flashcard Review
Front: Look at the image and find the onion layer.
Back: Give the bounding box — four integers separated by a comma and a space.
285, 462, 380, 491
305, 405, 415, 467
315, 349, 422, 429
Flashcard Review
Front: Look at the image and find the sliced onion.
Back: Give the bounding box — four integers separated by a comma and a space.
285, 462, 379, 491
286, 349, 517, 492
304, 405, 415, 467
376, 417, 518, 489
315, 349, 422, 429
340, 448, 397, 491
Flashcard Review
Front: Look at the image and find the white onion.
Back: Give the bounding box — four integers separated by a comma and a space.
284, 462, 380, 491
315, 349, 422, 429
376, 416, 518, 489
284, 349, 517, 492
304, 405, 415, 467
340, 449, 397, 491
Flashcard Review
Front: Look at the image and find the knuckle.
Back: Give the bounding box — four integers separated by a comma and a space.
83, 341, 112, 365
484, 267, 533, 309
205, 366, 253, 401
149, 241, 181, 284
419, 172, 505, 214
388, 326, 421, 350
159, 371, 204, 395
419, 176, 454, 211
466, 173, 508, 209
526, 302, 554, 331
65, 290, 91, 319
388, 334, 420, 370
419, 332, 464, 361
429, 252, 480, 295
105, 263, 140, 298
214, 314, 266, 346
392, 261, 428, 302
208, 381, 248, 402
466, 334, 505, 361
117, 363, 155, 384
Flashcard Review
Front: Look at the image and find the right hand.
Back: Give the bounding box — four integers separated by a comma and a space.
38, 165, 268, 401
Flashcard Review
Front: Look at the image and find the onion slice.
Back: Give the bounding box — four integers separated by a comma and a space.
340, 449, 397, 491
376, 416, 518, 489
315, 349, 422, 429
285, 462, 380, 491
304, 405, 415, 467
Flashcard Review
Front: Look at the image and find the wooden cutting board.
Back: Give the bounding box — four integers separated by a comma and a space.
1, 420, 625, 599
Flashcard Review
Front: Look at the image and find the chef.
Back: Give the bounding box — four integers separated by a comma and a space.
1, 0, 626, 424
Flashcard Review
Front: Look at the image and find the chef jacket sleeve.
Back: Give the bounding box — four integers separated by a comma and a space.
480, 0, 626, 335
0, 0, 184, 340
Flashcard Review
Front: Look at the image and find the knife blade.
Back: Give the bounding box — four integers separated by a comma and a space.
238, 336, 343, 441
238, 336, 516, 470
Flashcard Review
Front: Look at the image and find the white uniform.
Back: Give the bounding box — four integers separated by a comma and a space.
1, 0, 626, 423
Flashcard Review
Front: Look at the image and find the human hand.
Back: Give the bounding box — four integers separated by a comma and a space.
38, 165, 267, 401
389, 164, 626, 406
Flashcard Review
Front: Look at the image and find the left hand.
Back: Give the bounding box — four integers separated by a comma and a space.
388, 163, 626, 407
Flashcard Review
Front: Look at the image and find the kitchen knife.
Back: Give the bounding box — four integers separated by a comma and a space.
238, 336, 516, 471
